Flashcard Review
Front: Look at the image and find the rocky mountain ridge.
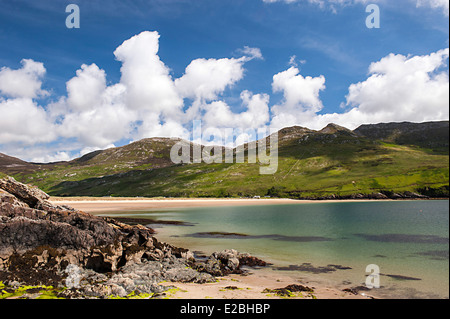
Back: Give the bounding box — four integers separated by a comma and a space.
0, 121, 448, 199
1, 121, 447, 172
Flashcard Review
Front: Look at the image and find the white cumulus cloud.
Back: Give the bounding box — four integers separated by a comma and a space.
0, 30, 448, 162
57, 62, 135, 149
66, 64, 107, 112
270, 66, 326, 129
114, 31, 183, 117
300, 48, 450, 129
175, 57, 247, 102
0, 97, 56, 144
0, 59, 48, 99
202, 90, 270, 129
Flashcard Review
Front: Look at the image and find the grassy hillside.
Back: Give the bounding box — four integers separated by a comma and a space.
2, 138, 184, 191
354, 121, 449, 152
1, 122, 448, 199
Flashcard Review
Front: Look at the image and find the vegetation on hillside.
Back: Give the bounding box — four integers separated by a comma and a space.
1, 122, 448, 199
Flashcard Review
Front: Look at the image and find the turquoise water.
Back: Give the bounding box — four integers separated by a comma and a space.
99, 200, 449, 299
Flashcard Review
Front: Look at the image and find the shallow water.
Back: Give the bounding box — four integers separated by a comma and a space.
97, 200, 449, 299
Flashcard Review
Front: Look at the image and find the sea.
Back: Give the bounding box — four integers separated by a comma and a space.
96, 200, 449, 299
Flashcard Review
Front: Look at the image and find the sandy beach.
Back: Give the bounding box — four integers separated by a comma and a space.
159, 269, 371, 299
50, 197, 382, 213
49, 198, 309, 213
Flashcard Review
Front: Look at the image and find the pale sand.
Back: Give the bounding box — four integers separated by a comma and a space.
160, 269, 371, 299
50, 198, 309, 213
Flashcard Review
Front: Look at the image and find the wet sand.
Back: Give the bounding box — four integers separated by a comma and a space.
160, 268, 371, 299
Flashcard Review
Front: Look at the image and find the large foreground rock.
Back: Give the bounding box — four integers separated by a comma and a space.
0, 177, 157, 274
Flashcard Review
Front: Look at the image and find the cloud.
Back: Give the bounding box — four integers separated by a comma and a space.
268, 48, 449, 130
65, 64, 107, 112
288, 55, 307, 68
55, 31, 198, 148
114, 31, 183, 119
239, 46, 264, 61
0, 31, 266, 161
270, 67, 326, 129
56, 62, 136, 149
175, 57, 247, 102
174, 54, 252, 124
202, 90, 270, 129
417, 0, 449, 15
341, 48, 449, 126
0, 60, 55, 146
0, 59, 48, 99
0, 59, 58, 156
0, 97, 56, 144
31, 151, 72, 164
58, 102, 136, 149
135, 115, 190, 141
1, 30, 448, 162
300, 48, 450, 129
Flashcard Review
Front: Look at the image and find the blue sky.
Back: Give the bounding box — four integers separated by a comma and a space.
0, 0, 448, 162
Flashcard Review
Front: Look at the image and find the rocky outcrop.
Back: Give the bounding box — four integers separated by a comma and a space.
0, 176, 50, 207
192, 249, 267, 277
0, 177, 150, 273
0, 177, 267, 298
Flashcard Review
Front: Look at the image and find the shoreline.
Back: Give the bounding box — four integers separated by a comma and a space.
47, 197, 448, 299
2, 177, 446, 300
48, 197, 378, 299
50, 198, 311, 213
50, 197, 447, 213
159, 268, 372, 299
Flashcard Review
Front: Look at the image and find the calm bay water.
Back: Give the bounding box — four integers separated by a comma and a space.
99, 200, 449, 299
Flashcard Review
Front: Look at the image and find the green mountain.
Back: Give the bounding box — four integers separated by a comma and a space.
1, 121, 448, 199
354, 121, 449, 151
